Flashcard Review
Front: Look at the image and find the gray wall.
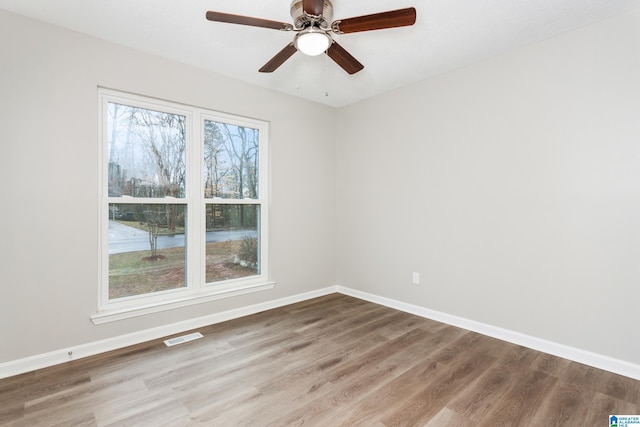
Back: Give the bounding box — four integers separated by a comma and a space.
336, 9, 640, 365
0, 10, 336, 364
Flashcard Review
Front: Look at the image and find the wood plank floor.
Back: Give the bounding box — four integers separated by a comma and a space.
1, 294, 638, 426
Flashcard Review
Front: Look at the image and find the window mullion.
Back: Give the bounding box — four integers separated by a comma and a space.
187, 110, 202, 291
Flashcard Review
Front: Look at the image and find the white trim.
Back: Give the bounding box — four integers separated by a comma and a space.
2, 285, 639, 381
91, 281, 276, 324
0, 286, 336, 380
336, 286, 640, 381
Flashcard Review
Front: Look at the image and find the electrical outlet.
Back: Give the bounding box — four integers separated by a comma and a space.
412, 272, 420, 284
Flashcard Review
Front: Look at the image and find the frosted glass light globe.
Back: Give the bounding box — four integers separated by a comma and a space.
295, 28, 331, 56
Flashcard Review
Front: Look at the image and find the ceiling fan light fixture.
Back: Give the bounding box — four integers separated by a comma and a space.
294, 27, 331, 56
206, 4, 417, 74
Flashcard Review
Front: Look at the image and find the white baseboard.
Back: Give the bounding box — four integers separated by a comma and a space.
337, 286, 640, 381
0, 286, 336, 379
2, 285, 639, 381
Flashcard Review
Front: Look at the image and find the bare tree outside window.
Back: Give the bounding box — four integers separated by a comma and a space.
108, 104, 186, 199
108, 203, 186, 299
203, 120, 260, 284
203, 120, 259, 200
142, 206, 164, 260
107, 102, 187, 299
203, 120, 230, 198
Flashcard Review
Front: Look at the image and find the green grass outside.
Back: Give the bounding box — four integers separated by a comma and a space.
109, 240, 256, 299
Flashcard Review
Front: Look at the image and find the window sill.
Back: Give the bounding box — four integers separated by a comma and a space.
91, 280, 276, 325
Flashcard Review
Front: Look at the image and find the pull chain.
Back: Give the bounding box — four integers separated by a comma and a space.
324, 51, 329, 97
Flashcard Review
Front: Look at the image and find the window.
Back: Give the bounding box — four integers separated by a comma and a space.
95, 89, 271, 323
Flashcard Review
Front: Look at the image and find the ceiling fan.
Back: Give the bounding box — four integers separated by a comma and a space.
205, 0, 416, 74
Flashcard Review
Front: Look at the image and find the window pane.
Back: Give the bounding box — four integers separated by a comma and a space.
109, 203, 186, 299
203, 120, 259, 199
205, 204, 259, 283
107, 102, 186, 198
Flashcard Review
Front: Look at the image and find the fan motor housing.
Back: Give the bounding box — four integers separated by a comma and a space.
290, 0, 333, 29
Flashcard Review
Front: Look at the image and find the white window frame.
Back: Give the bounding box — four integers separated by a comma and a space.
93, 88, 273, 324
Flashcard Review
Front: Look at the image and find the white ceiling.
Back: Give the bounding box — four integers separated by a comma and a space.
1, 0, 638, 107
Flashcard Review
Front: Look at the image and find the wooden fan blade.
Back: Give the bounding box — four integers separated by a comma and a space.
259, 43, 297, 73
332, 7, 416, 34
206, 11, 293, 31
302, 0, 324, 16
326, 41, 364, 75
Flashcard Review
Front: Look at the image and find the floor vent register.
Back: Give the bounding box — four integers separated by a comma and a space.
164, 332, 204, 347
